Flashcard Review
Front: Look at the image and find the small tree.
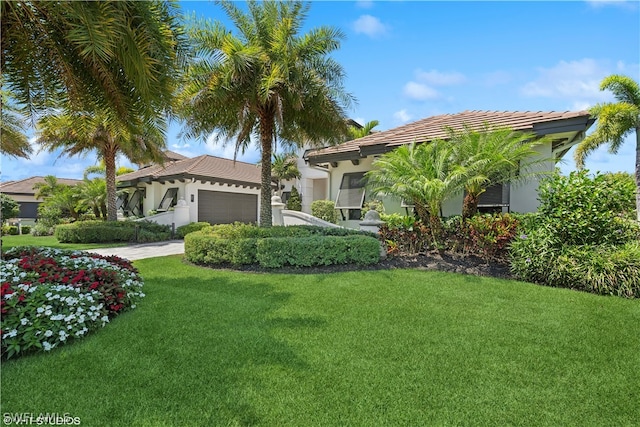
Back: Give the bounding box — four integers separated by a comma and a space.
1, 194, 20, 222
271, 153, 301, 196
311, 200, 339, 224
286, 187, 302, 211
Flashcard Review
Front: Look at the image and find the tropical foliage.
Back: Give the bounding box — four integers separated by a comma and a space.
1, 1, 184, 125
575, 74, 640, 221
179, 0, 354, 226
270, 152, 301, 195
0, 89, 31, 158
348, 119, 379, 140
36, 113, 166, 221
448, 125, 551, 219
1, 194, 20, 222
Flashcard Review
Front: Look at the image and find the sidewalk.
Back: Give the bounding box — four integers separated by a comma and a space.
88, 240, 185, 261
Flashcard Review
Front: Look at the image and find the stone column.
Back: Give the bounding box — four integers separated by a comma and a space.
173, 198, 190, 228
271, 195, 286, 226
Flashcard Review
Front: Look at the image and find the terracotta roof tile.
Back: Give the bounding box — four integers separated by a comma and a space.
117, 155, 261, 187
306, 110, 593, 161
0, 176, 82, 195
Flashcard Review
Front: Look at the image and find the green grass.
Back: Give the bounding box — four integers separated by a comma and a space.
1, 234, 127, 251
2, 256, 639, 426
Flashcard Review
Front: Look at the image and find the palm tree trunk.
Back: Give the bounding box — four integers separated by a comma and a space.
462, 192, 479, 220
636, 127, 640, 222
104, 147, 118, 222
259, 113, 274, 227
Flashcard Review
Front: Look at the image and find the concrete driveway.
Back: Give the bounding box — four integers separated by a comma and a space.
88, 240, 185, 261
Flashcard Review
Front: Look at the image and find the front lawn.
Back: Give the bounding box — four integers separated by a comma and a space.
2, 256, 638, 426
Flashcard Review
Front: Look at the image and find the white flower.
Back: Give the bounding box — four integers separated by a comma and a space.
42, 342, 53, 351
44, 330, 53, 337
20, 318, 29, 326
3, 329, 18, 339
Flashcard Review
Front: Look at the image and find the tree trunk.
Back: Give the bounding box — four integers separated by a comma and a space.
259, 113, 274, 227
104, 146, 118, 222
636, 127, 640, 222
462, 191, 479, 220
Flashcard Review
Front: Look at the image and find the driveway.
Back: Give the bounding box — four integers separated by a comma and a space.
89, 240, 185, 261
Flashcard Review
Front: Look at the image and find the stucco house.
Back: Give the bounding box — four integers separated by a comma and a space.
290, 110, 594, 227
116, 151, 264, 225
0, 176, 82, 224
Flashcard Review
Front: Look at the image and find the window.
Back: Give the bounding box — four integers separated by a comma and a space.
335, 172, 366, 209
124, 190, 143, 217
158, 188, 179, 211
477, 183, 510, 213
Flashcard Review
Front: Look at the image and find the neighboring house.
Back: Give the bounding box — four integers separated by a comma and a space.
116, 153, 264, 225
0, 176, 82, 224
298, 110, 595, 227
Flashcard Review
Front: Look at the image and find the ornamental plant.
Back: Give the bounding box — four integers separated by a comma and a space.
1, 247, 145, 359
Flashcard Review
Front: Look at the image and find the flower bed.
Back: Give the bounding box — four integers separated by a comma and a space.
1, 247, 145, 359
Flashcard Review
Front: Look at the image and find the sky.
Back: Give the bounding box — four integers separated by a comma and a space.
1, 0, 639, 183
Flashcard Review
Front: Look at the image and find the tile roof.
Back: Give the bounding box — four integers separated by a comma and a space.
117, 155, 262, 188
305, 110, 594, 163
0, 176, 83, 195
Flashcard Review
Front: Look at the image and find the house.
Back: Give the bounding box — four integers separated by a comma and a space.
295, 110, 595, 227
116, 152, 263, 225
0, 176, 82, 224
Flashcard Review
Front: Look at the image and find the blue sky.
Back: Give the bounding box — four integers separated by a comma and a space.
1, 0, 638, 182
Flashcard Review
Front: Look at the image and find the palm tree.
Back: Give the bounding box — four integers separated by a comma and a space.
0, 89, 31, 158
77, 177, 107, 219
37, 113, 166, 221
575, 74, 640, 221
179, 0, 354, 226
33, 176, 66, 201
348, 120, 379, 140
1, 1, 184, 125
448, 125, 552, 219
366, 140, 465, 247
270, 153, 301, 196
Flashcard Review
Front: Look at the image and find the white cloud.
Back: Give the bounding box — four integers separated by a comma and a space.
403, 81, 439, 101
22, 138, 53, 166
415, 69, 466, 86
393, 109, 412, 123
353, 15, 388, 38
521, 59, 615, 107
586, 0, 637, 9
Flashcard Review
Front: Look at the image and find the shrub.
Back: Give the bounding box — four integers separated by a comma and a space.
311, 200, 339, 224
256, 235, 380, 268
463, 213, 520, 261
510, 237, 640, 298
537, 170, 639, 246
20, 225, 31, 235
185, 223, 378, 268
1, 194, 20, 221
286, 187, 302, 211
2, 225, 19, 236
176, 222, 211, 238
1, 247, 144, 358
55, 220, 171, 243
31, 223, 55, 236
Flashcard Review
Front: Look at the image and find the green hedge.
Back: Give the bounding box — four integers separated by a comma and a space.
176, 222, 212, 238
184, 224, 380, 268
55, 220, 171, 243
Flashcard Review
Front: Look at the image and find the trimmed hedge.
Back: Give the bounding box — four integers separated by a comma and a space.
55, 220, 171, 243
176, 222, 211, 238
184, 224, 380, 268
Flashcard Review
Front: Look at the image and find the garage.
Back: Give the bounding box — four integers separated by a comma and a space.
197, 190, 258, 224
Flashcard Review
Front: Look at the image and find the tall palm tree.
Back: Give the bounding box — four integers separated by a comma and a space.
448, 125, 552, 219
0, 89, 31, 158
270, 153, 301, 195
575, 74, 640, 221
366, 140, 465, 247
37, 113, 166, 221
1, 1, 184, 125
179, 0, 354, 226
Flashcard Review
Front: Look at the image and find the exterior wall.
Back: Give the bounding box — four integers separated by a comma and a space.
509, 142, 553, 213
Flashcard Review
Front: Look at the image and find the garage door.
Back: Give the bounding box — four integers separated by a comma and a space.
197, 190, 258, 224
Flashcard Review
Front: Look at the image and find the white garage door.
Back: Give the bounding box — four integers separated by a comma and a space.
197, 190, 258, 224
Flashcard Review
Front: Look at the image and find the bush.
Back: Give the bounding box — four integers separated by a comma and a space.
20, 225, 31, 235
462, 214, 520, 261
2, 225, 19, 236
286, 187, 302, 211
256, 235, 380, 268
1, 247, 144, 359
311, 200, 339, 224
537, 170, 639, 245
185, 223, 379, 268
176, 222, 211, 238
510, 236, 640, 298
55, 220, 171, 243
31, 223, 55, 236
